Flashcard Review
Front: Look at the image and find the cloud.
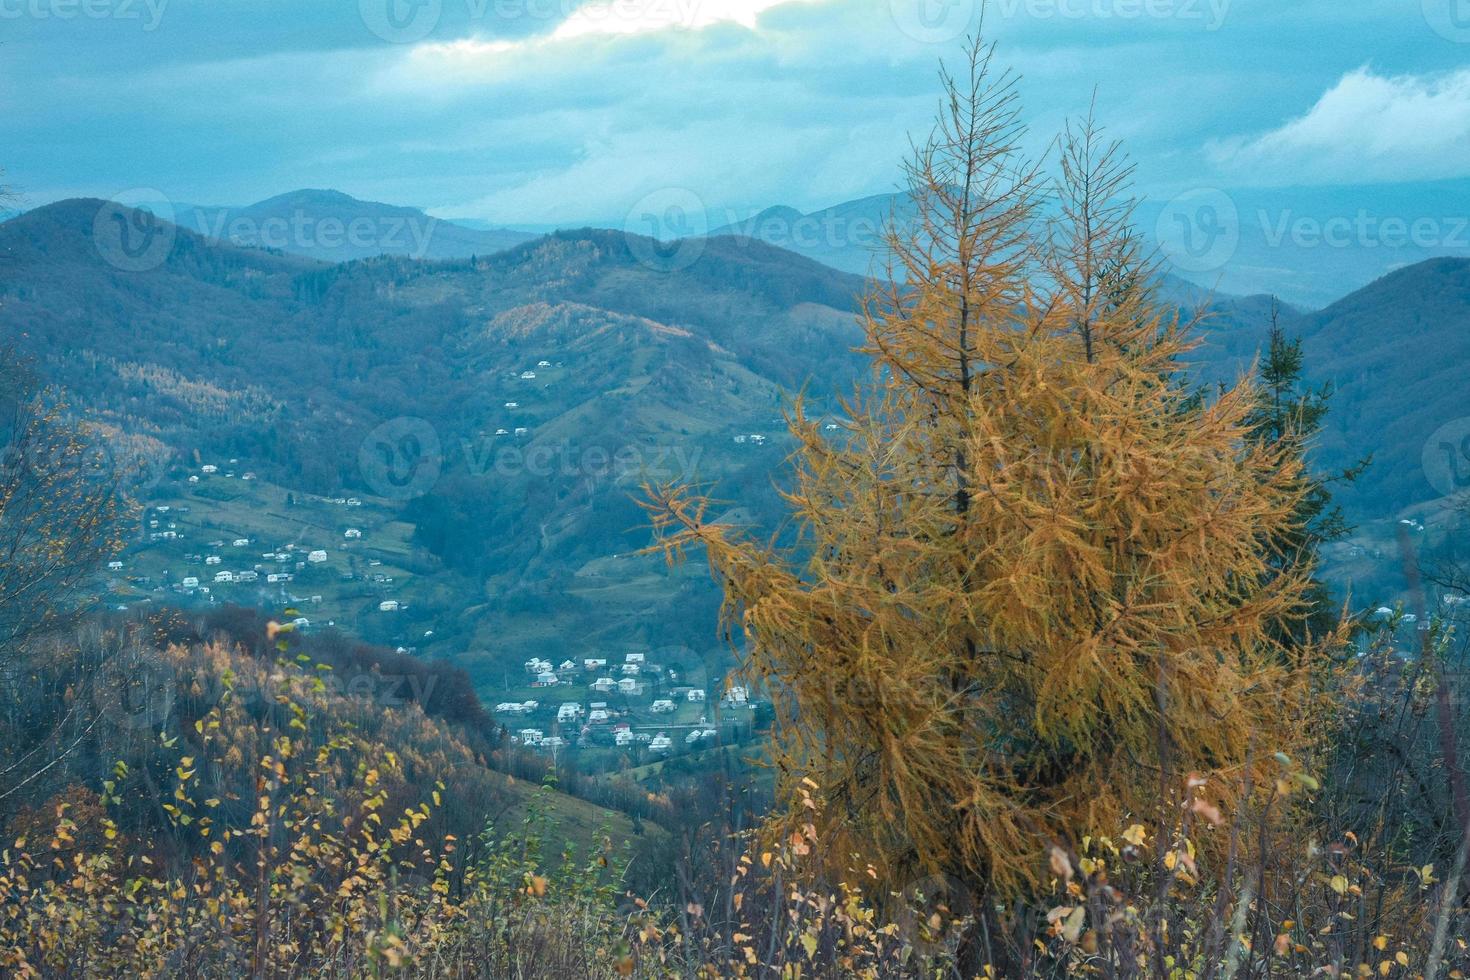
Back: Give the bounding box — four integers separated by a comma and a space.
1208, 67, 1470, 185
550, 0, 827, 39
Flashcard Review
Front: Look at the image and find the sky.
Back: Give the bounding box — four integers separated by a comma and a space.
3, 0, 1469, 302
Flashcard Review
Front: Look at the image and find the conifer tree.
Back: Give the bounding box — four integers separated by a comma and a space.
646, 41, 1342, 900
1242, 299, 1363, 639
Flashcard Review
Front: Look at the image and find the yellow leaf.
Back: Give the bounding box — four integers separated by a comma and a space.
1329, 875, 1348, 896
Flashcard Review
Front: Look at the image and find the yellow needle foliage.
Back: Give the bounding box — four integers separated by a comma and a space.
646, 43, 1343, 899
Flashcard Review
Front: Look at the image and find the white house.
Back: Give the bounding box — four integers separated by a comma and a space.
525, 658, 553, 674
344, 528, 362, 539
205, 556, 221, 565
535, 671, 560, 687
614, 729, 633, 747
107, 560, 124, 571
557, 703, 584, 723
518, 729, 544, 746
346, 498, 362, 507
621, 663, 641, 676
537, 360, 552, 367
520, 370, 537, 380
188, 475, 199, 484
495, 428, 509, 435
558, 659, 578, 672
201, 464, 218, 474
181, 576, 199, 589
649, 733, 672, 752
504, 401, 519, 409
650, 699, 675, 714
307, 550, 328, 564
214, 571, 234, 583
625, 652, 646, 664
496, 702, 527, 715
584, 658, 607, 670
514, 427, 528, 436
588, 708, 610, 723
723, 685, 750, 707
687, 689, 706, 703
617, 678, 639, 695
235, 571, 258, 583
267, 573, 291, 583
379, 600, 399, 612
591, 677, 616, 693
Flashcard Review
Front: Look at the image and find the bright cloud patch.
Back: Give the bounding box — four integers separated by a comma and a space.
390, 0, 825, 90
552, 0, 820, 39
1210, 67, 1470, 184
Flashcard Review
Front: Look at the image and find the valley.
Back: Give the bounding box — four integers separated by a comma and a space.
4, 195, 1468, 766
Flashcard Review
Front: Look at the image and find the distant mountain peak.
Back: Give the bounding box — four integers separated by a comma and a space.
250, 188, 386, 209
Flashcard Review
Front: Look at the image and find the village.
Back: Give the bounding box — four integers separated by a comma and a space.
98, 446, 766, 766
494, 650, 756, 756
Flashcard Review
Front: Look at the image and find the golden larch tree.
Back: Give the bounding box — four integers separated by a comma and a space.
646, 41, 1340, 900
